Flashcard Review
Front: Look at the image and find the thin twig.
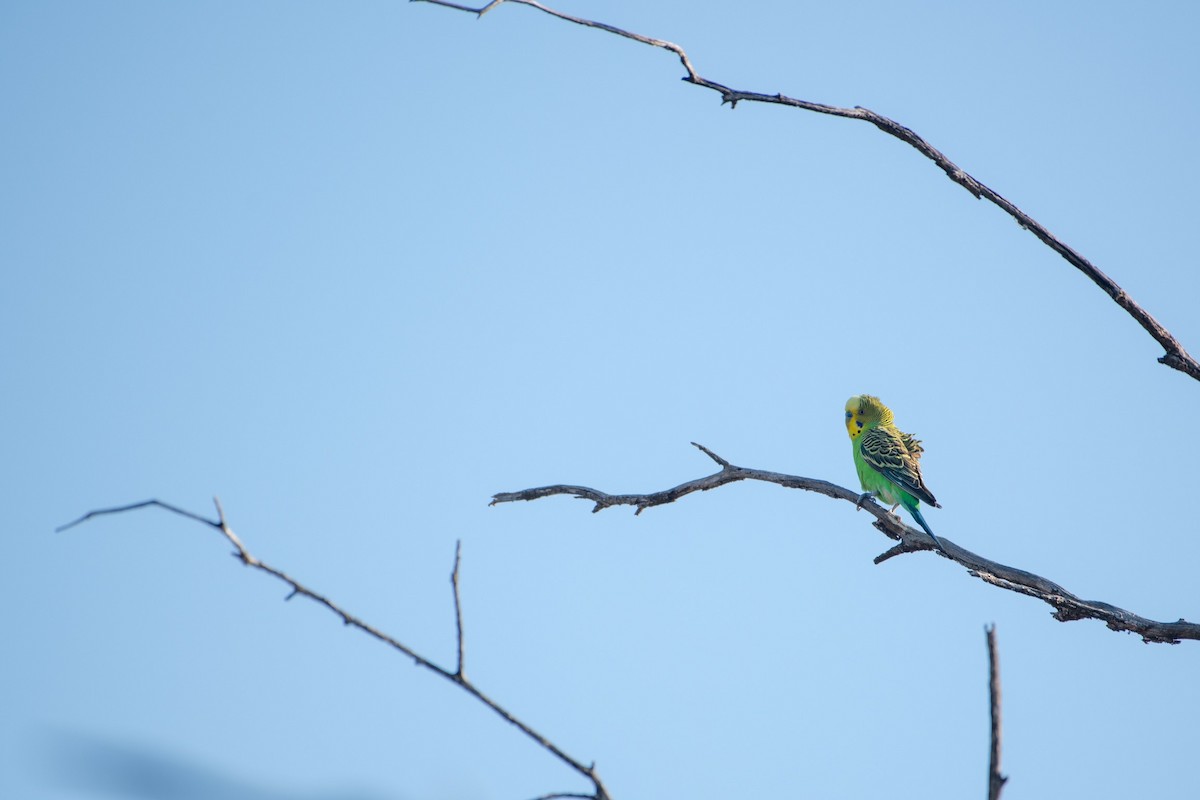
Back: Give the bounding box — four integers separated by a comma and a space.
411, 0, 1199, 382
59, 501, 610, 800
492, 443, 1200, 644
985, 625, 1007, 800
58, 499, 216, 533
451, 539, 466, 679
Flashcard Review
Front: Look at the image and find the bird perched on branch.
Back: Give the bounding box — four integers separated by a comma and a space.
844, 394, 944, 552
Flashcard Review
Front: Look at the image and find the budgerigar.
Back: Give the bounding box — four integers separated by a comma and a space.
844, 395, 944, 552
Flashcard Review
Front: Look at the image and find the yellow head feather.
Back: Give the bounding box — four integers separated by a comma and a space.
844, 394, 894, 440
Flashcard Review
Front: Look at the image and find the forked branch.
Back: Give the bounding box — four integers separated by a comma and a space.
492, 443, 1200, 645
57, 501, 611, 800
412, 0, 1198, 382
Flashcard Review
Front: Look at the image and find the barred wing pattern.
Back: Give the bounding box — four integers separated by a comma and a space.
859, 426, 939, 508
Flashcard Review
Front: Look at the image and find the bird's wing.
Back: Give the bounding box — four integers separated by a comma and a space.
859, 426, 939, 507
899, 430, 924, 460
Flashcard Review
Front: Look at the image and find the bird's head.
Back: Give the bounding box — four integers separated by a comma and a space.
844, 394, 894, 440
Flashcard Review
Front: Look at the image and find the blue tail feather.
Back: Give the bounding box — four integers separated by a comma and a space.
906, 504, 946, 553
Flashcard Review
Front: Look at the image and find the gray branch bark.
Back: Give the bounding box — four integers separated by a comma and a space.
56, 500, 611, 800
986, 625, 1007, 800
492, 443, 1199, 645
413, 0, 1199, 383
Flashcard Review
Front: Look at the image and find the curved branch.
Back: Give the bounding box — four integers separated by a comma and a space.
412, 0, 1199, 383
57, 500, 611, 800
491, 443, 1200, 645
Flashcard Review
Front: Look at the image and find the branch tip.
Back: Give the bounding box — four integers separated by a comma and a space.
873, 543, 910, 564
691, 441, 730, 467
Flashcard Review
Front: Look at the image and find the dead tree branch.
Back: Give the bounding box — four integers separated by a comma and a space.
56, 500, 611, 800
492, 443, 1200, 645
412, 0, 1199, 383
451, 539, 467, 679
985, 625, 1007, 800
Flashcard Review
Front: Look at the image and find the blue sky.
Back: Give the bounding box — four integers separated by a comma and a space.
4, 2, 1199, 798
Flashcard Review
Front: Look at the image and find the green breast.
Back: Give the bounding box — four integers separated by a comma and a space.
852, 439, 911, 507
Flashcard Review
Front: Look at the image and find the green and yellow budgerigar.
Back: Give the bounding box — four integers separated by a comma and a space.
844, 394, 944, 552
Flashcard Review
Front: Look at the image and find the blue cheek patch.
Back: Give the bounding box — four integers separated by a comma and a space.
856, 421, 864, 429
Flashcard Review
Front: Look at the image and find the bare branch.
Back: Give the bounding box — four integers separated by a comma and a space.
411, 0, 1199, 382
451, 538, 466, 679
476, 0, 505, 17
57, 499, 218, 533
416, 0, 488, 14
59, 501, 610, 800
491, 442, 852, 518
493, 444, 1200, 645
985, 625, 1007, 800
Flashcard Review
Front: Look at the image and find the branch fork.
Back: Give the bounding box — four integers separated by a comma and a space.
58, 499, 611, 800
492, 443, 1199, 644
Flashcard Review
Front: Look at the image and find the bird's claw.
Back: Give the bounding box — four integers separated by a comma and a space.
856, 491, 877, 511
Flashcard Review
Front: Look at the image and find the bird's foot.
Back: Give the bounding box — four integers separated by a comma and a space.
856, 491, 878, 511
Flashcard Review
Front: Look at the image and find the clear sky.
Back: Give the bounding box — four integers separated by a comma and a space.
4, 2, 1199, 798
